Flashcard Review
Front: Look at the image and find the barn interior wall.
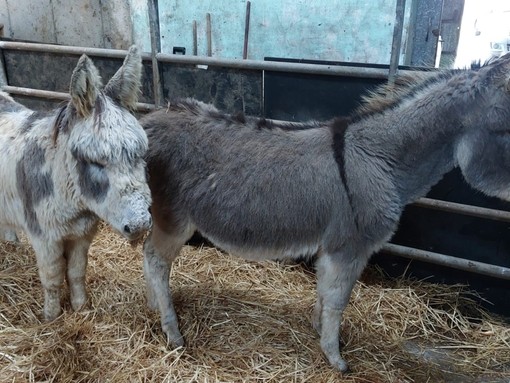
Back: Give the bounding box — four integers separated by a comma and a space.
160, 0, 412, 63
0, 0, 151, 51
0, 0, 412, 64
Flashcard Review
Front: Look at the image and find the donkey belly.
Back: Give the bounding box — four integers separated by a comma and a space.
185, 179, 342, 261
199, 231, 322, 261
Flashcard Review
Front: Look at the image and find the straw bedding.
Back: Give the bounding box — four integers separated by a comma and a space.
0, 224, 509, 382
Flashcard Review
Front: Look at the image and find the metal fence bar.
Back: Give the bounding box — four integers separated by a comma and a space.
0, 41, 152, 61
2, 85, 156, 112
0, 47, 7, 87
147, 0, 163, 107
0, 41, 393, 79
156, 52, 391, 79
388, 0, 406, 82
413, 197, 510, 222
382, 243, 510, 280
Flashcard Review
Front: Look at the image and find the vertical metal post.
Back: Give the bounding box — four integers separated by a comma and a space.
148, 0, 163, 107
243, 1, 251, 59
388, 0, 406, 82
0, 46, 8, 88
0, 24, 6, 88
192, 20, 198, 55
206, 13, 212, 57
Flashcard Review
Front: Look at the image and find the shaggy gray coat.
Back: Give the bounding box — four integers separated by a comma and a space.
0, 47, 151, 322
141, 53, 510, 372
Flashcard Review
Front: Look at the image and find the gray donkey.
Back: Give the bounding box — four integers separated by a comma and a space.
140, 53, 510, 372
0, 46, 151, 322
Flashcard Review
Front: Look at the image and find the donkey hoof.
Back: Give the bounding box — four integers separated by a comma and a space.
166, 332, 185, 349
71, 296, 88, 312
44, 306, 62, 322
333, 357, 349, 374
323, 351, 349, 373
163, 326, 184, 349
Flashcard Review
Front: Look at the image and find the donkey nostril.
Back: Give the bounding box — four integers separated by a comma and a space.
124, 225, 131, 234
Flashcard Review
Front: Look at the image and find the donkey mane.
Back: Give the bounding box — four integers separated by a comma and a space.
353, 56, 510, 121
351, 70, 460, 121
255, 117, 326, 131
165, 98, 328, 132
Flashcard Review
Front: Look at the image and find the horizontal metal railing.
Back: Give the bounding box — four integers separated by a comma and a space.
382, 243, 510, 280
2, 85, 156, 112
0, 40, 391, 79
1, 41, 510, 280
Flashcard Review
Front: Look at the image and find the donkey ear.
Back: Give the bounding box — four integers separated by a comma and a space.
69, 54, 103, 117
104, 45, 142, 110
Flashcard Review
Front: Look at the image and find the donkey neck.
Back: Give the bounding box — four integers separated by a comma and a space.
349, 87, 465, 206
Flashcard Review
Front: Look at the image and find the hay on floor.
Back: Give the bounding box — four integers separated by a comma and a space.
0, 224, 509, 382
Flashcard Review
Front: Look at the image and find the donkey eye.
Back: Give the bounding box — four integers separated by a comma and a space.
89, 161, 106, 169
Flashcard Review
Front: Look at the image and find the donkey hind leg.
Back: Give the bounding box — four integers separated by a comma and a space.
143, 224, 194, 348
31, 238, 66, 321
314, 250, 369, 373
64, 228, 97, 312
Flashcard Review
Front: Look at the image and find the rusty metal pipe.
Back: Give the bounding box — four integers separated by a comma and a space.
413, 197, 510, 223
382, 243, 510, 280
156, 52, 390, 79
0, 41, 393, 79
2, 85, 155, 112
0, 41, 152, 60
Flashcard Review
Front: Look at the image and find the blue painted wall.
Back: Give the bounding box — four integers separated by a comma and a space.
159, 0, 412, 64
1, 0, 412, 64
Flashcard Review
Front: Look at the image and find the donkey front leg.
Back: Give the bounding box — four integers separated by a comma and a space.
143, 227, 191, 348
0, 227, 19, 243
314, 250, 368, 373
31, 238, 66, 321
64, 230, 96, 312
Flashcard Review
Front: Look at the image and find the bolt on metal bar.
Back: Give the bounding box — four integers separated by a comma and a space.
382, 243, 510, 280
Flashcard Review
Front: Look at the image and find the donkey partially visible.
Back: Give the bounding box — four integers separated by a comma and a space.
140, 53, 510, 372
0, 46, 152, 321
